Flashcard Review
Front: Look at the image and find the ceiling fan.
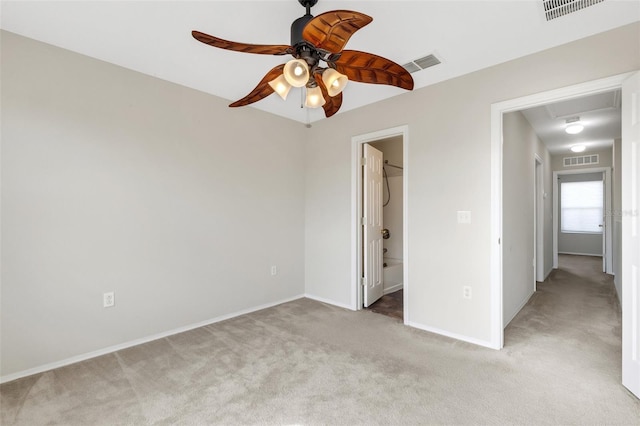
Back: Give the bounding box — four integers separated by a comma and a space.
192, 0, 414, 118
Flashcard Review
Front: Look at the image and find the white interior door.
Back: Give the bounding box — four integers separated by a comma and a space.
363, 144, 384, 307
621, 71, 640, 399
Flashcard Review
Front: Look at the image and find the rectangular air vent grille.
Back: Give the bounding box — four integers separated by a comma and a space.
563, 154, 599, 167
543, 0, 604, 21
403, 54, 441, 74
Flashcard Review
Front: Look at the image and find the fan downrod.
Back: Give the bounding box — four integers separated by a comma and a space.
298, 0, 318, 9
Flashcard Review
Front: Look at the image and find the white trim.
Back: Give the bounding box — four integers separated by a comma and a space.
503, 291, 535, 328
383, 283, 403, 295
304, 293, 354, 311
558, 251, 604, 257
490, 101, 504, 350
406, 321, 495, 350
534, 154, 544, 286
0, 294, 305, 384
552, 167, 612, 272
544, 266, 554, 281
490, 72, 633, 352
351, 125, 410, 324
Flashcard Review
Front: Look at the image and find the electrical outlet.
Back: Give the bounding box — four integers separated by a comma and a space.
103, 292, 115, 308
271, 265, 277, 276
463, 286, 472, 300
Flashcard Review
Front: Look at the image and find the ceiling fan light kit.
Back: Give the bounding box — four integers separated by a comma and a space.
283, 58, 310, 87
305, 86, 326, 108
267, 75, 292, 100
322, 68, 348, 97
192, 0, 414, 118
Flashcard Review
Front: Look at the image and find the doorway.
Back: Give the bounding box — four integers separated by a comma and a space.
364, 138, 404, 320
553, 168, 612, 273
351, 125, 409, 324
491, 71, 640, 398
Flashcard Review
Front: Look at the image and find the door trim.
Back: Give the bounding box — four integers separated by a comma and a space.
552, 167, 612, 271
490, 72, 633, 350
351, 125, 409, 324
534, 154, 544, 286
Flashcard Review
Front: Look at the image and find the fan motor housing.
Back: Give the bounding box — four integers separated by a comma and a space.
290, 14, 313, 46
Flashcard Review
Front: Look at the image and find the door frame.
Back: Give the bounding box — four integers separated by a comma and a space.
552, 167, 612, 270
534, 154, 544, 286
351, 125, 409, 324
490, 72, 633, 349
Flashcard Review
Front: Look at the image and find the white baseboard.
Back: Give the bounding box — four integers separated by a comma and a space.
558, 251, 603, 257
0, 294, 305, 384
406, 321, 497, 350
503, 291, 534, 328
304, 294, 354, 311
384, 283, 403, 295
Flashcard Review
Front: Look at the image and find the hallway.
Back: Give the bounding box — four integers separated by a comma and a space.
505, 254, 625, 396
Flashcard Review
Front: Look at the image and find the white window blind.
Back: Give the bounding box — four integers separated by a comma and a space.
560, 181, 603, 233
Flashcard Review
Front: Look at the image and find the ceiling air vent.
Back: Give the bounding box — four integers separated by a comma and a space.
403, 54, 441, 74
543, 0, 605, 21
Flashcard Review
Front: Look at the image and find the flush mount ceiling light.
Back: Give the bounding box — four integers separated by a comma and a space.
191, 0, 414, 118
571, 145, 586, 153
565, 116, 584, 134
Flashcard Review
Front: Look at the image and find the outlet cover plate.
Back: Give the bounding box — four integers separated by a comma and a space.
103, 292, 115, 308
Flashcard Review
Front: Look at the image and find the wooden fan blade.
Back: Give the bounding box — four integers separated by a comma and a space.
333, 50, 414, 91
192, 31, 292, 55
315, 72, 343, 118
302, 10, 372, 54
229, 64, 285, 108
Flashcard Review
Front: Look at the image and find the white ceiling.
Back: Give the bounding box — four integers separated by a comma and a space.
1, 1, 639, 123
521, 90, 621, 155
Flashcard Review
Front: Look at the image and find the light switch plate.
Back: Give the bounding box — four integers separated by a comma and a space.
457, 211, 471, 224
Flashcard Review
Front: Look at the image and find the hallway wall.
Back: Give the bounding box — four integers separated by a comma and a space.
502, 111, 553, 327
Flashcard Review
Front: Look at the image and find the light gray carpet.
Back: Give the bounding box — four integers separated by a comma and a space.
2, 255, 639, 425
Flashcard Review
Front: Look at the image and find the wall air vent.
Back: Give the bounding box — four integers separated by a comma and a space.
403, 54, 441, 74
543, 0, 604, 21
563, 154, 599, 167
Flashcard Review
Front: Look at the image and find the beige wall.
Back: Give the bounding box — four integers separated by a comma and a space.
1, 31, 307, 377
550, 148, 613, 171
551, 148, 613, 259
304, 23, 640, 344
502, 111, 553, 326
2, 22, 639, 379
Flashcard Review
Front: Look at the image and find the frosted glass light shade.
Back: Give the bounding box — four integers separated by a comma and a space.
305, 86, 326, 108
322, 68, 348, 97
268, 74, 292, 100
283, 59, 309, 88
570, 145, 586, 153
565, 123, 584, 134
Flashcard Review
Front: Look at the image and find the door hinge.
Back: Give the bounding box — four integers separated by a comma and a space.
361, 157, 367, 166
361, 277, 366, 286
361, 216, 366, 226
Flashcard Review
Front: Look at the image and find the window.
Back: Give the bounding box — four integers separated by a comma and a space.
560, 180, 603, 233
